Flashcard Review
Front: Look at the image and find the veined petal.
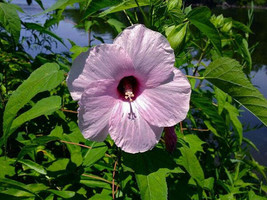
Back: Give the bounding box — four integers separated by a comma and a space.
67, 44, 135, 101
109, 101, 163, 153
114, 24, 175, 88
135, 68, 191, 127
78, 79, 118, 141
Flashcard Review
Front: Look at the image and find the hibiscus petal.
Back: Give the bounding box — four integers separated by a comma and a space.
78, 79, 118, 141
135, 68, 191, 127
109, 101, 163, 153
67, 44, 135, 101
67, 50, 92, 101
114, 24, 175, 88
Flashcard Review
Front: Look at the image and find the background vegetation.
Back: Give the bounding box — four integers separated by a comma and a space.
0, 0, 267, 199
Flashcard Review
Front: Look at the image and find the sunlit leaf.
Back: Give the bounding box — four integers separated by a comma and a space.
0, 3, 22, 43
204, 57, 267, 126
10, 96, 62, 135
2, 63, 64, 145
18, 159, 47, 175
99, 0, 150, 17
83, 142, 108, 167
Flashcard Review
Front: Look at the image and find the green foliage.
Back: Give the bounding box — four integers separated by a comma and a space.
0, 0, 267, 199
204, 57, 267, 126
0, 2, 22, 43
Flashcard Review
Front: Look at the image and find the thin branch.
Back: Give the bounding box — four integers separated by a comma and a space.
112, 160, 118, 199
60, 140, 92, 149
123, 10, 133, 25
61, 108, 78, 114
182, 128, 209, 132
82, 174, 113, 185
180, 122, 183, 134
60, 140, 112, 158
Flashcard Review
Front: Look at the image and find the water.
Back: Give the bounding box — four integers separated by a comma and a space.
213, 7, 267, 166
13, 1, 267, 165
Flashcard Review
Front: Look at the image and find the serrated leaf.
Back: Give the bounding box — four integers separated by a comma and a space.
18, 159, 47, 175
187, 7, 221, 54
10, 96, 62, 135
0, 3, 22, 43
2, 63, 64, 145
204, 57, 267, 126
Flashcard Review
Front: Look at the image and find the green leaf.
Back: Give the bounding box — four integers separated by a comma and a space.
99, 0, 150, 17
204, 57, 267, 126
83, 142, 108, 167
187, 7, 221, 54
69, 45, 89, 60
83, 0, 122, 19
214, 87, 227, 115
0, 157, 15, 178
17, 159, 47, 175
167, 0, 182, 10
232, 20, 252, 34
224, 102, 243, 145
0, 178, 37, 196
47, 189, 75, 199
191, 93, 226, 134
166, 22, 188, 51
124, 148, 183, 200
47, 159, 69, 172
2, 63, 64, 145
80, 180, 111, 190
0, 3, 22, 43
248, 190, 267, 200
178, 146, 205, 187
183, 134, 205, 154
42, 0, 84, 14
90, 193, 111, 200
107, 18, 126, 34
10, 96, 62, 135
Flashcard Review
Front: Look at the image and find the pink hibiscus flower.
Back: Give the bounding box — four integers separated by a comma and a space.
67, 24, 191, 153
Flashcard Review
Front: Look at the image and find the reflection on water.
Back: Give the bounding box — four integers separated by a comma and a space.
13, 1, 267, 165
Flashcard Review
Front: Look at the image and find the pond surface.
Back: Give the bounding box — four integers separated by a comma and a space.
13, 1, 267, 165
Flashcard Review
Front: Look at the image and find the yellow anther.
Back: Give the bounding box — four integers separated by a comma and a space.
125, 91, 134, 102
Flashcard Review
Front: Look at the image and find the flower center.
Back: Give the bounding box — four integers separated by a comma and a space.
117, 76, 138, 102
